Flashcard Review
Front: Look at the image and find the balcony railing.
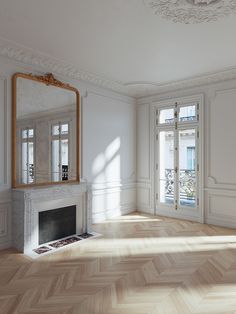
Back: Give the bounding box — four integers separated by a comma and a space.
164, 169, 196, 206
165, 116, 195, 124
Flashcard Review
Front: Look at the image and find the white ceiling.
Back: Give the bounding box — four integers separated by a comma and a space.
0, 0, 236, 96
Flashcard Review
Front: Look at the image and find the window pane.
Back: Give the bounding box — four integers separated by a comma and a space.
28, 142, 34, 183
22, 142, 28, 184
61, 123, 69, 135
52, 124, 60, 136
22, 129, 28, 139
28, 129, 34, 138
159, 131, 174, 204
159, 109, 174, 124
52, 139, 60, 181
179, 129, 196, 207
179, 105, 196, 122
61, 139, 69, 181
187, 147, 195, 170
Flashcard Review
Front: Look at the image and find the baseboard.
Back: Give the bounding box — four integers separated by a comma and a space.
205, 218, 236, 229
156, 210, 202, 223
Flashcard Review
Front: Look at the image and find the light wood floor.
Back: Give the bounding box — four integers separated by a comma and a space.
1, 213, 236, 314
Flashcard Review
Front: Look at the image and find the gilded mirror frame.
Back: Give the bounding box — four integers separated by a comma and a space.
12, 72, 80, 188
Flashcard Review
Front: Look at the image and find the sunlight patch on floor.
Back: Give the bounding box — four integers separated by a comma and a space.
98, 214, 164, 223
66, 235, 236, 259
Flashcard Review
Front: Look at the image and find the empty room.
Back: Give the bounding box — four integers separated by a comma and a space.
0, 0, 236, 313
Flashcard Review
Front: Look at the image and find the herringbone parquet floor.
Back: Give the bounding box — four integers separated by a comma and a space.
1, 213, 236, 314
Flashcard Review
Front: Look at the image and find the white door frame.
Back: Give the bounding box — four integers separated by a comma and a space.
152, 94, 204, 223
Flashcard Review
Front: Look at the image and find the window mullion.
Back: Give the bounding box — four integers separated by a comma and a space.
174, 105, 179, 210
27, 128, 29, 184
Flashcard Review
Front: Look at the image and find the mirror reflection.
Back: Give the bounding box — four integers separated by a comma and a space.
15, 75, 78, 186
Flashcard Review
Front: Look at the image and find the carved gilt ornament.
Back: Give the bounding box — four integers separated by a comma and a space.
144, 0, 236, 24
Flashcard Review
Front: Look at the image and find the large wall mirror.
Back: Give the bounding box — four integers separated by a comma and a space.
12, 73, 80, 188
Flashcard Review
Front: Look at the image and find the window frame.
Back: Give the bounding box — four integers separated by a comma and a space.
50, 120, 71, 182
153, 94, 204, 223
20, 126, 35, 184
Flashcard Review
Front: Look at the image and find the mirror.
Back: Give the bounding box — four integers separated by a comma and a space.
12, 73, 80, 187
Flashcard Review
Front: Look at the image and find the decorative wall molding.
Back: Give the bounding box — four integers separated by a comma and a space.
144, 0, 236, 24
205, 189, 236, 228
0, 208, 8, 238
89, 181, 136, 223
137, 104, 151, 181
2, 37, 236, 98
206, 87, 236, 190
0, 202, 11, 250
137, 184, 151, 208
0, 37, 131, 96
90, 180, 136, 192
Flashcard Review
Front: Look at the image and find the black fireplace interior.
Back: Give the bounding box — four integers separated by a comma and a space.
39, 205, 76, 245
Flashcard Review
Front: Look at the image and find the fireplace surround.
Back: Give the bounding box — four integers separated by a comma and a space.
12, 183, 90, 254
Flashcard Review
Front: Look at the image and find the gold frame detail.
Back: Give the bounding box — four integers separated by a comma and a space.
12, 72, 80, 188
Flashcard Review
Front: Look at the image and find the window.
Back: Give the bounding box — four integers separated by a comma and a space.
51, 122, 69, 182
21, 127, 35, 184
187, 146, 195, 170
159, 108, 174, 124
157, 102, 199, 209
179, 105, 196, 122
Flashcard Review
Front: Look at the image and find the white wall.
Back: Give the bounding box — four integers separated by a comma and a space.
0, 55, 136, 249
137, 79, 236, 228
83, 91, 136, 223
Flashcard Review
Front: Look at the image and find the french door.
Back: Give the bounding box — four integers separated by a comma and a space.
155, 101, 202, 219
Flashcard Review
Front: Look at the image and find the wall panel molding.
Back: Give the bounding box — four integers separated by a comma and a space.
0, 208, 7, 237
206, 87, 236, 190
137, 104, 151, 182
0, 202, 11, 249
88, 181, 136, 223
137, 182, 154, 214
205, 189, 236, 228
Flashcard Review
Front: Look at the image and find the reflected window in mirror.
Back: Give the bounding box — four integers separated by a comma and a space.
21, 127, 35, 184
51, 122, 70, 182
12, 72, 80, 187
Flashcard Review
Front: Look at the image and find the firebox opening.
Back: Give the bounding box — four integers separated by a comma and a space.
39, 205, 76, 245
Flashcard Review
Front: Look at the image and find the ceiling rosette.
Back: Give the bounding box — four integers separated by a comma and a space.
144, 0, 236, 23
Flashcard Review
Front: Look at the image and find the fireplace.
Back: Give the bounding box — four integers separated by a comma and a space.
12, 183, 92, 254
39, 205, 76, 244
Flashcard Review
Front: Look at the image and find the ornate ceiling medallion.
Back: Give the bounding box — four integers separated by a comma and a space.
144, 0, 236, 24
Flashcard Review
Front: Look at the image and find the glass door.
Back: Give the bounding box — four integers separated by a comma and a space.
159, 130, 175, 205
156, 102, 199, 214
178, 128, 197, 208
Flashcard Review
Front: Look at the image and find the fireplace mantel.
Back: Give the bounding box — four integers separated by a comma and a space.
12, 183, 90, 254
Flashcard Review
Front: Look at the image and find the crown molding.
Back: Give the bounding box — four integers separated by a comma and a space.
1, 37, 236, 99
0, 37, 131, 96
131, 67, 236, 98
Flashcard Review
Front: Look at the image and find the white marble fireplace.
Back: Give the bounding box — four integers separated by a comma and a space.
12, 183, 90, 254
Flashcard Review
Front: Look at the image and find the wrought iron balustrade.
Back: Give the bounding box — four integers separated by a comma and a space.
164, 168, 196, 200
164, 116, 195, 124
